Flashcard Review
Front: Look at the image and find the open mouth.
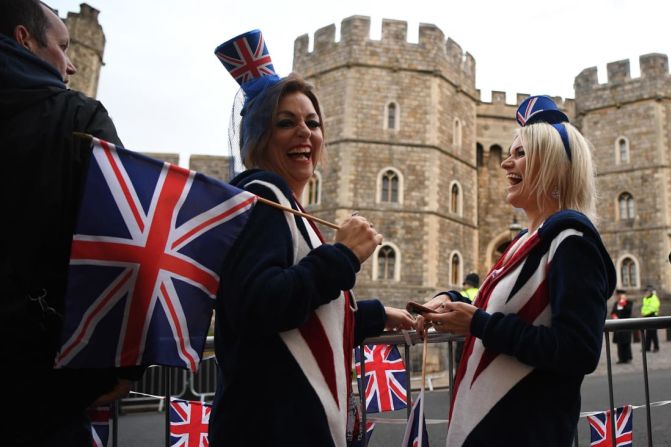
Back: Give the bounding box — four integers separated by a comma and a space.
507, 173, 522, 186
288, 149, 311, 161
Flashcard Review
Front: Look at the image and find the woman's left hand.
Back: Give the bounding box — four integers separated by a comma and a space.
384, 307, 416, 331
423, 301, 477, 336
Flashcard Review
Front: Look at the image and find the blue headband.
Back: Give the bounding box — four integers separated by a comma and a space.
516, 95, 572, 162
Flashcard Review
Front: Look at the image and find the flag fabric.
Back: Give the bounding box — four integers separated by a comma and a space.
350, 421, 375, 447
401, 390, 429, 447
55, 137, 256, 372
214, 30, 276, 85
587, 405, 633, 447
170, 399, 211, 447
88, 406, 111, 447
355, 344, 408, 413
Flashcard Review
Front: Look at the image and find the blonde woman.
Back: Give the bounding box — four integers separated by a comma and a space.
419, 96, 616, 446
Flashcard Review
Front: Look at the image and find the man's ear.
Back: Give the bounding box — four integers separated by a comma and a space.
14, 25, 35, 51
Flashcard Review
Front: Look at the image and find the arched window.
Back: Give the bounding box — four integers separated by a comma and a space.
377, 168, 403, 204
372, 242, 401, 281
619, 256, 639, 288
489, 144, 502, 168
450, 251, 462, 285
618, 192, 635, 220
449, 181, 463, 216
615, 137, 630, 164
476, 142, 484, 167
453, 119, 462, 148
385, 101, 399, 130
302, 172, 321, 206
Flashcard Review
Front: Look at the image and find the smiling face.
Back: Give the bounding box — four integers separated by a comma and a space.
502, 135, 531, 210
263, 91, 323, 198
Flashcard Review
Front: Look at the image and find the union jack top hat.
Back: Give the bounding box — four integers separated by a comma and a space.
214, 29, 281, 105
516, 95, 572, 161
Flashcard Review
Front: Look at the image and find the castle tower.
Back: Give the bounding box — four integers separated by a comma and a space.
293, 17, 479, 309
474, 93, 574, 273
575, 53, 671, 307
63, 3, 105, 98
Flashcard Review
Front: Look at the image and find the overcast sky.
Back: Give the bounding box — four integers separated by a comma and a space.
49, 0, 670, 163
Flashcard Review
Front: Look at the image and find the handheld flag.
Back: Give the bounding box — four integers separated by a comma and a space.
350, 421, 375, 447
587, 405, 633, 447
355, 344, 408, 413
170, 399, 211, 447
401, 390, 429, 447
88, 406, 111, 447
55, 137, 256, 371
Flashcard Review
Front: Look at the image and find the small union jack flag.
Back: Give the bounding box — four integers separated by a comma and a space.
587, 405, 633, 447
401, 390, 429, 447
215, 29, 276, 85
88, 406, 111, 447
55, 138, 256, 372
355, 344, 408, 413
170, 399, 211, 447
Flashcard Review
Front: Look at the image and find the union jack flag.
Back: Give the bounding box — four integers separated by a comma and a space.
355, 344, 407, 413
170, 399, 211, 447
587, 405, 633, 447
88, 406, 111, 447
516, 95, 539, 126
215, 30, 276, 84
55, 138, 256, 372
401, 390, 429, 447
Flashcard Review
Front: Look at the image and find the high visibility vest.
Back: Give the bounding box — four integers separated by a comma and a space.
641, 293, 660, 317
462, 287, 479, 303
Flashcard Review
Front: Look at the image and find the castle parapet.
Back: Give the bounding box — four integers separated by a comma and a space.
293, 16, 476, 96
575, 54, 671, 114
477, 91, 574, 121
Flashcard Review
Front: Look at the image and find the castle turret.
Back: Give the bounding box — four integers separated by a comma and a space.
293, 17, 479, 313
574, 53, 671, 302
64, 4, 105, 97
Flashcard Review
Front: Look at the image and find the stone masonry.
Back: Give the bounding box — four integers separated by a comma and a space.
65, 9, 668, 326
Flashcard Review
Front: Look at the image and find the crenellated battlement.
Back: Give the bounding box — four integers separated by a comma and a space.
293, 16, 476, 95
477, 91, 574, 120
574, 53, 671, 113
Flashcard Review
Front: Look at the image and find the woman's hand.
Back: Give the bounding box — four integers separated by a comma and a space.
423, 301, 478, 335
335, 215, 383, 263
384, 307, 416, 331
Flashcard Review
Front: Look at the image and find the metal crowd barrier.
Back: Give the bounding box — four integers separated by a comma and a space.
111, 316, 670, 447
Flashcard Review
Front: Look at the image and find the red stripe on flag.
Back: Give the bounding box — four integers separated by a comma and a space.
299, 313, 340, 408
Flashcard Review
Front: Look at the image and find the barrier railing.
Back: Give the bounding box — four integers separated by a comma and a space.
115, 316, 671, 447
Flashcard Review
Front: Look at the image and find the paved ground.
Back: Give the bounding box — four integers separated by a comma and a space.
116, 338, 671, 446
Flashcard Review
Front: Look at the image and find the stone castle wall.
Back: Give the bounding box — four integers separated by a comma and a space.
575, 54, 671, 311
66, 7, 669, 317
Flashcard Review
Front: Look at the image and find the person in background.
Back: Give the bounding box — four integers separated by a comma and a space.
208, 30, 416, 447
461, 272, 479, 303
610, 289, 633, 364
641, 285, 660, 352
0, 1, 140, 445
416, 95, 615, 446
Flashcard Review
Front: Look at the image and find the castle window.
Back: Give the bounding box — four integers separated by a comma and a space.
618, 192, 635, 220
453, 119, 462, 148
372, 242, 401, 281
450, 251, 462, 285
302, 172, 322, 206
377, 167, 404, 204
619, 256, 639, 288
384, 101, 399, 131
615, 137, 630, 165
476, 143, 484, 167
449, 181, 463, 216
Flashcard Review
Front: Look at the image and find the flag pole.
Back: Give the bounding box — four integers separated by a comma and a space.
72, 132, 341, 230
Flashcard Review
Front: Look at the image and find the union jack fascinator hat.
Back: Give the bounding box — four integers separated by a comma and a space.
214, 29, 280, 106
516, 95, 572, 161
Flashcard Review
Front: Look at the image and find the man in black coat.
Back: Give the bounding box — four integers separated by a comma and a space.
610, 289, 633, 364
0, 1, 138, 445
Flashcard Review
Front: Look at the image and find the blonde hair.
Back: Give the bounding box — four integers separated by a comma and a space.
516, 122, 597, 222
